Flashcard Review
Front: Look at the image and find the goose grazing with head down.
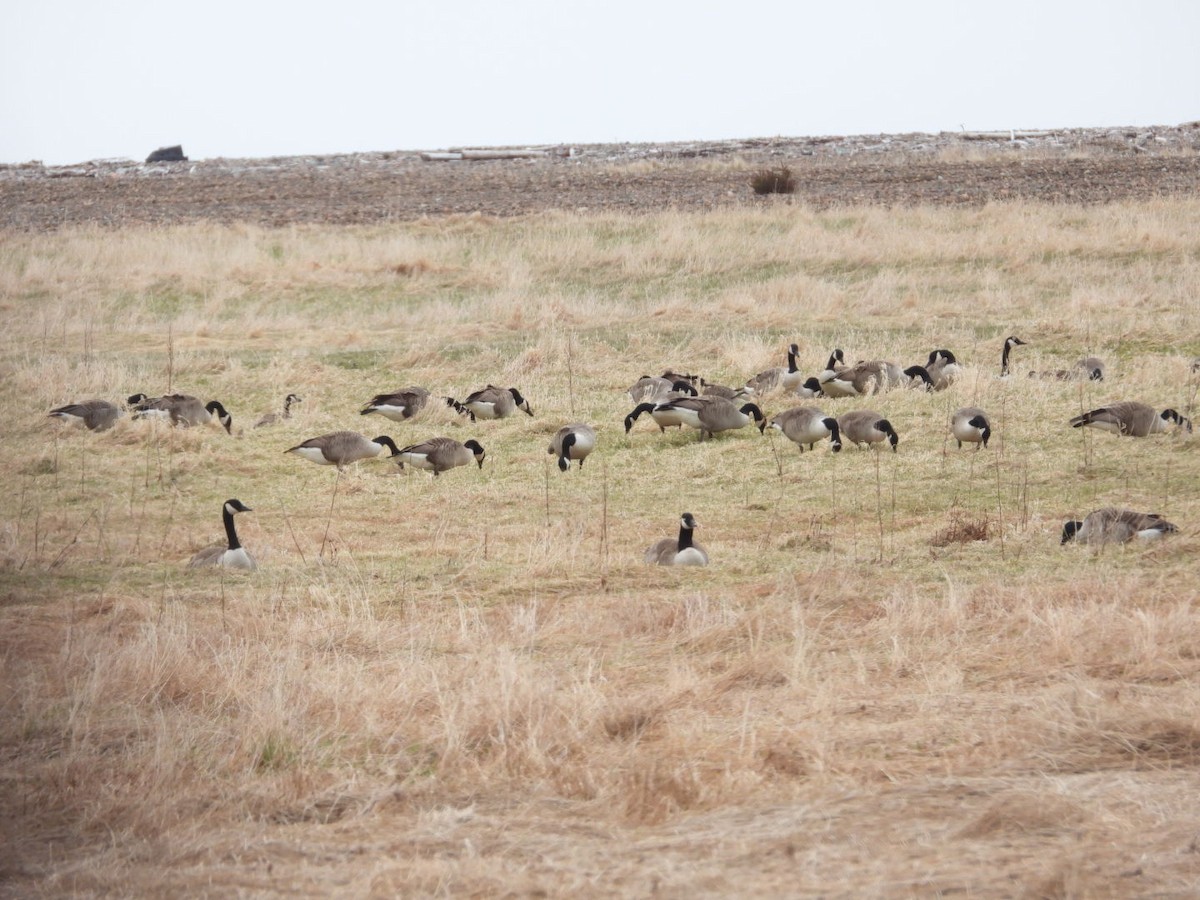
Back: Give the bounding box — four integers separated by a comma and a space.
285, 431, 401, 470
837, 410, 899, 451
134, 394, 233, 432
769, 406, 842, 452
455, 385, 533, 419
644, 512, 708, 566
1069, 402, 1191, 437
638, 396, 765, 441
548, 424, 596, 471
951, 407, 991, 449
254, 393, 302, 428
1061, 508, 1179, 546
999, 335, 1027, 377
188, 499, 256, 570
48, 399, 125, 432
133, 394, 233, 433
360, 385, 431, 421
393, 436, 486, 476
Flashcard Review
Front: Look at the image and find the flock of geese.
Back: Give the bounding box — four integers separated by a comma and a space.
46, 337, 1194, 569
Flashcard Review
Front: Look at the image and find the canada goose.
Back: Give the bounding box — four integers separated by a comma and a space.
627, 376, 698, 403
1069, 402, 1192, 437
393, 437, 486, 476
253, 393, 302, 428
999, 335, 1026, 376
1061, 508, 1179, 546
1076, 356, 1106, 381
769, 406, 842, 452
820, 361, 883, 398
951, 407, 991, 449
188, 499, 256, 570
660, 370, 700, 386
548, 424, 596, 471
822, 360, 915, 397
699, 379, 751, 402
837, 410, 899, 451
644, 512, 708, 566
285, 431, 401, 469
454, 385, 533, 419
645, 396, 765, 440
901, 365, 936, 391
1029, 357, 1106, 382
625, 398, 691, 433
744, 343, 806, 395
47, 399, 124, 432
133, 394, 233, 433
360, 385, 431, 421
819, 349, 847, 382
924, 349, 962, 390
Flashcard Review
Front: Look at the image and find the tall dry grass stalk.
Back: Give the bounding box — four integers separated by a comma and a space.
2, 199, 1200, 895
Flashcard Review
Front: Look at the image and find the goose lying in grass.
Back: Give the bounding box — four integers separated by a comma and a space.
1069, 402, 1191, 437
1061, 508, 1178, 545
644, 512, 708, 566
188, 499, 256, 571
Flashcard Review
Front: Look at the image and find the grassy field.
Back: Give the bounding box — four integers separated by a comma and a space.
3, 200, 1200, 897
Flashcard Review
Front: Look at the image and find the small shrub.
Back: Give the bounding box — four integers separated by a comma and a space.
751, 166, 796, 195
929, 513, 991, 547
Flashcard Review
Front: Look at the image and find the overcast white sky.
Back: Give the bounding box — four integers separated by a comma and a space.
2, 0, 1197, 165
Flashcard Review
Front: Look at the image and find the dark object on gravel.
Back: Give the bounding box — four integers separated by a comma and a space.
146, 145, 187, 163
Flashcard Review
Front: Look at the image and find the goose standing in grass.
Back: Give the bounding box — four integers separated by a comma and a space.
285, 431, 401, 470
360, 385, 431, 421
999, 335, 1027, 377
837, 410, 899, 451
133, 394, 233, 433
744, 343, 805, 396
393, 437, 486, 476
1061, 508, 1179, 546
639, 396, 765, 441
254, 393, 302, 428
1069, 402, 1192, 437
951, 407, 991, 449
625, 396, 692, 434
769, 406, 843, 452
548, 424, 596, 471
188, 499, 256, 570
453, 385, 533, 419
644, 512, 708, 566
48, 399, 125, 432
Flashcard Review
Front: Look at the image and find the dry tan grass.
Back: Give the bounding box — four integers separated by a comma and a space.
2, 199, 1200, 896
